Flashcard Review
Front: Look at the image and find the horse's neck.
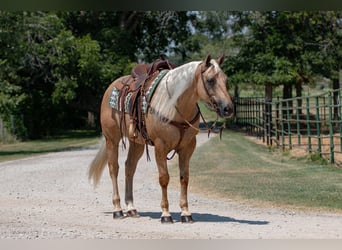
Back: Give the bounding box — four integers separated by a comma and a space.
174, 62, 202, 121
150, 61, 201, 122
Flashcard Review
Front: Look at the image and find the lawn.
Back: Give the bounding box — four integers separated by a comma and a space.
169, 129, 342, 213
0, 130, 101, 163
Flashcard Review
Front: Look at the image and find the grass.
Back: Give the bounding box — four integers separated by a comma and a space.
0, 130, 101, 163
169, 129, 342, 213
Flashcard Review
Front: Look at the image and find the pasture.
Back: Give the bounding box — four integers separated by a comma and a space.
169, 130, 342, 213
0, 130, 100, 163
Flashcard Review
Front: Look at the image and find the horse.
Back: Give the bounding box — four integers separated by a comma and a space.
88, 54, 234, 223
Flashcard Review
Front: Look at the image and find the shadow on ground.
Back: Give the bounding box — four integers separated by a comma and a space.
104, 211, 269, 225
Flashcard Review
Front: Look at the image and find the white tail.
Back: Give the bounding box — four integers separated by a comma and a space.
88, 137, 107, 187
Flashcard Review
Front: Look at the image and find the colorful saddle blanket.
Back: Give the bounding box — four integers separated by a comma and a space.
109, 69, 169, 113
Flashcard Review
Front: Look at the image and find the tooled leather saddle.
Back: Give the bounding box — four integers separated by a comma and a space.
111, 58, 176, 148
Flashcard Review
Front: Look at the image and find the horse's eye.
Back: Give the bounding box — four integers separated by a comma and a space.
207, 77, 216, 85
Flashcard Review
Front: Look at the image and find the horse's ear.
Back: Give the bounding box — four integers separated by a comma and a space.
217, 54, 225, 65
205, 54, 212, 67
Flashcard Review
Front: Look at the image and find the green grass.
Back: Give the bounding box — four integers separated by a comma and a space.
169, 129, 342, 213
0, 130, 101, 163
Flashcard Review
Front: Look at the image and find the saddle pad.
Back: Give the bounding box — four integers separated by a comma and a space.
109, 69, 169, 113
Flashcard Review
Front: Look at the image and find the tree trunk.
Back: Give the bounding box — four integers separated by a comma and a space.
283, 83, 293, 114
265, 83, 272, 102
332, 78, 340, 121
295, 79, 303, 114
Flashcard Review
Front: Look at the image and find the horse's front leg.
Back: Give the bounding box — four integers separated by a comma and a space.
154, 139, 173, 224
178, 136, 196, 223
125, 141, 144, 217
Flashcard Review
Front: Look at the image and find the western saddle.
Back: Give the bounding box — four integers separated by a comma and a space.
130, 59, 176, 90
115, 58, 176, 149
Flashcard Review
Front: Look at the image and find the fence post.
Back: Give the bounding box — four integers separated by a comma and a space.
275, 97, 280, 146
306, 97, 312, 153
280, 101, 285, 151
296, 98, 301, 146
248, 98, 251, 134
286, 100, 292, 149
328, 92, 335, 164
263, 99, 266, 144
233, 97, 237, 124
315, 96, 322, 157
338, 88, 342, 152
266, 99, 272, 146
265, 83, 273, 146
258, 99, 262, 139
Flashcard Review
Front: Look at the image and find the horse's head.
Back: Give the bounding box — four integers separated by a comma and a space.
197, 54, 234, 118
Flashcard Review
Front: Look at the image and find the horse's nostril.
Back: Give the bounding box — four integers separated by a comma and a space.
217, 103, 233, 118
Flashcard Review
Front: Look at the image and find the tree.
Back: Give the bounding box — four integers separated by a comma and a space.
0, 11, 117, 138
227, 11, 341, 109
0, 11, 198, 139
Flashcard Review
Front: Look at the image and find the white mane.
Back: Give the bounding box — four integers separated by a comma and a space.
150, 61, 202, 121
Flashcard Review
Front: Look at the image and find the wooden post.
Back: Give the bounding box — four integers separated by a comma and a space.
265, 83, 273, 145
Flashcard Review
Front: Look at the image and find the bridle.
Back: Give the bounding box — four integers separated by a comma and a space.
199, 62, 219, 112
174, 61, 226, 142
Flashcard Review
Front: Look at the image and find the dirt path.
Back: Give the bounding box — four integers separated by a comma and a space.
0, 133, 341, 239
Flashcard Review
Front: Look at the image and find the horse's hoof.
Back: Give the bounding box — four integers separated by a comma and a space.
113, 210, 124, 219
181, 215, 194, 223
127, 209, 139, 217
161, 216, 173, 224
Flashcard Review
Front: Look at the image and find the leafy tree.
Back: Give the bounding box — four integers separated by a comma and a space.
227, 11, 341, 108
0, 12, 109, 138
0, 11, 198, 140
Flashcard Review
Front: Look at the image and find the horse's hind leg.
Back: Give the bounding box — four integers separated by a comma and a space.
105, 135, 124, 219
125, 141, 144, 217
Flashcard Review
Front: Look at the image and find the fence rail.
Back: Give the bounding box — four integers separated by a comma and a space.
234, 89, 342, 165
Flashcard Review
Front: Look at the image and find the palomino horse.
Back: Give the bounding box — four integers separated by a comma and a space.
88, 54, 234, 223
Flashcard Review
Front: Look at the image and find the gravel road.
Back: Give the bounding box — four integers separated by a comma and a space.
1, 133, 342, 239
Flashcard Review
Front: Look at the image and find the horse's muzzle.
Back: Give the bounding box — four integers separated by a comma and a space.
217, 103, 234, 118
204, 100, 234, 118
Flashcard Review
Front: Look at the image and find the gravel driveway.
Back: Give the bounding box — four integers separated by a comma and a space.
1, 133, 341, 239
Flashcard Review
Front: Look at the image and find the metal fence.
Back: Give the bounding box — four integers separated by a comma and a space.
234, 89, 342, 165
